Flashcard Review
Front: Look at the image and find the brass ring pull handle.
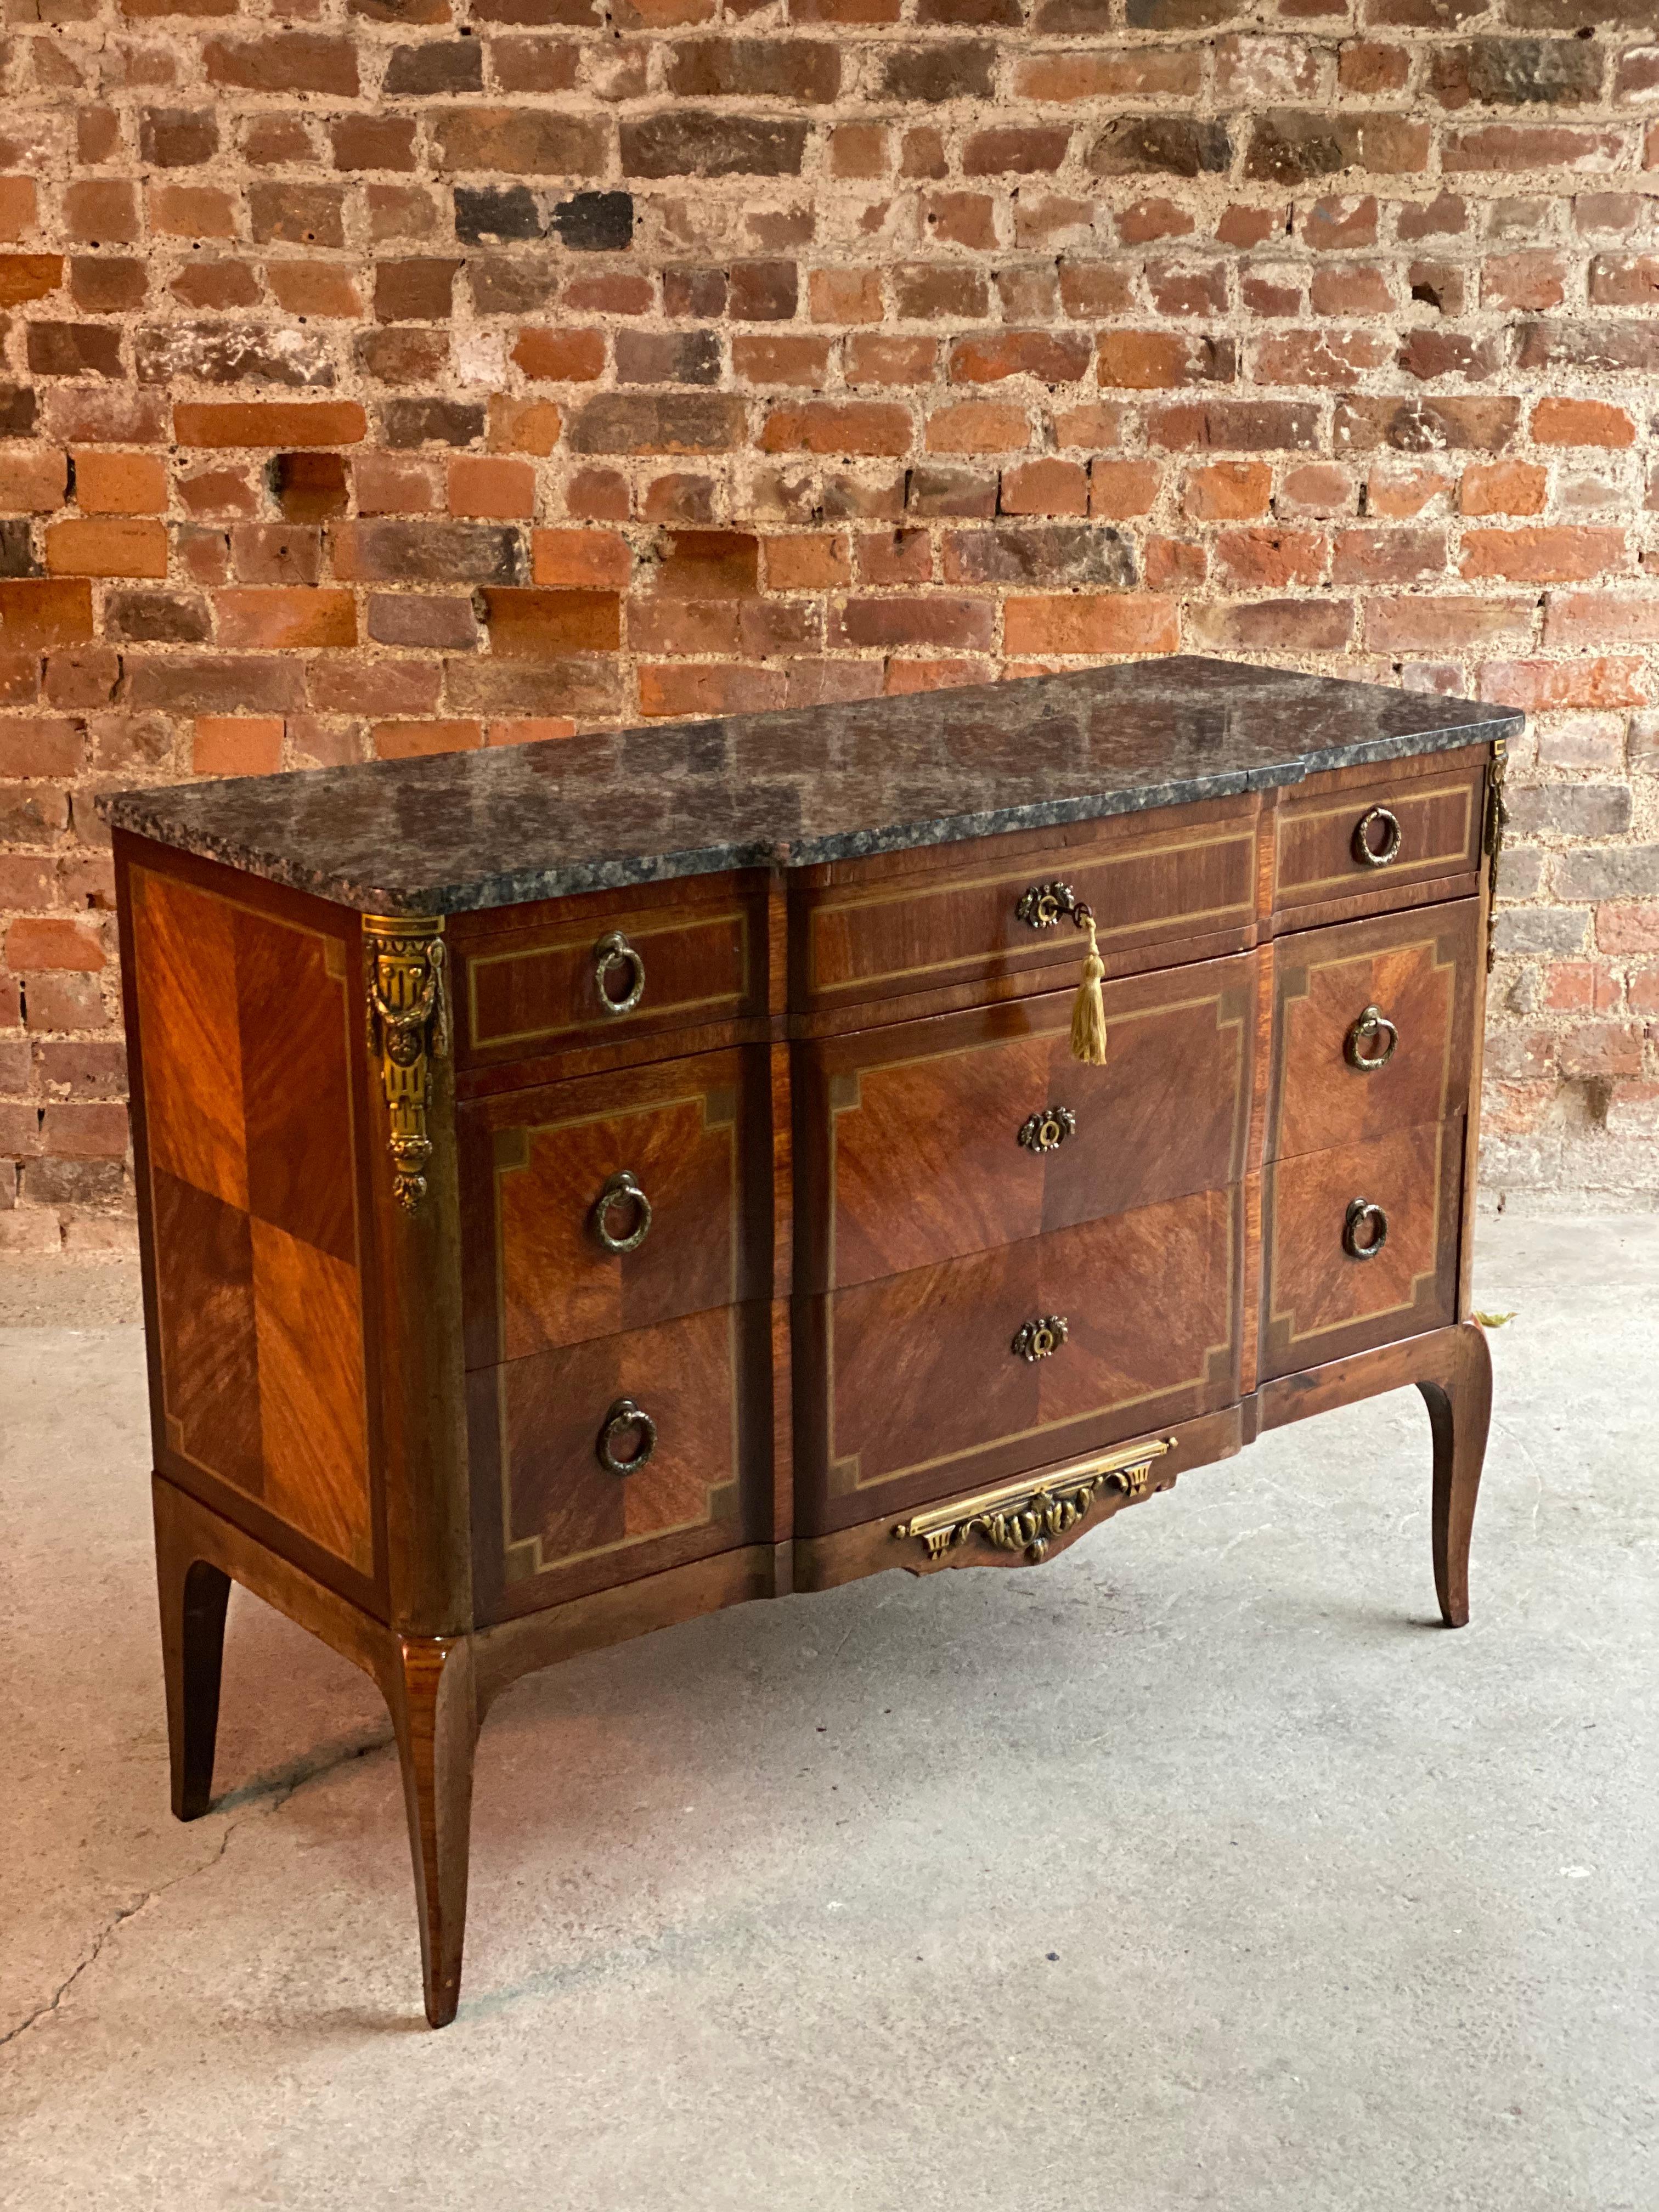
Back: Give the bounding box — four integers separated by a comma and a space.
1352, 805, 1403, 868
1011, 1313, 1069, 1363
1018, 1105, 1076, 1154
1016, 879, 1080, 929
1345, 1004, 1399, 1072
1342, 1198, 1389, 1261
593, 930, 646, 1015
591, 1169, 652, 1254
597, 1397, 656, 1475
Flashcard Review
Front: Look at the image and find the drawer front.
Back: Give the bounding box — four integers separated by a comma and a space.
1274, 764, 1483, 913
797, 1183, 1243, 1532
799, 814, 1258, 1011
458, 1048, 767, 1368
797, 954, 1256, 1293
471, 1300, 768, 1613
455, 887, 764, 1066
1261, 1118, 1462, 1382
1269, 900, 1480, 1164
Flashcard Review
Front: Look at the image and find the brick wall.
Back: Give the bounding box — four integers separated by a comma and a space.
2, 0, 1658, 1255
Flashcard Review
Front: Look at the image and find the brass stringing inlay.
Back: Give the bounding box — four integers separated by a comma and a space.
364, 915, 448, 1211
893, 1438, 1176, 1564
1483, 737, 1508, 974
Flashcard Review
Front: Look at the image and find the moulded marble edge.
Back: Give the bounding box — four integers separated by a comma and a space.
95, 665, 1523, 917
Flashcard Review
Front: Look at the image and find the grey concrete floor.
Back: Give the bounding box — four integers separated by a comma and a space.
1, 1218, 1655, 2212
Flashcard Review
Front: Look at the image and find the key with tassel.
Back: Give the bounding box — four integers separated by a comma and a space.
1067, 900, 1108, 1066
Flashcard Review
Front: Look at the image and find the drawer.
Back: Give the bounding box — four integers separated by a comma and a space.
795, 807, 1259, 1014
457, 1048, 770, 1368
470, 1300, 769, 1612
795, 1182, 1244, 1532
1274, 760, 1484, 914
1268, 901, 1481, 1164
452, 878, 767, 1067
796, 953, 1256, 1293
1260, 1118, 1462, 1383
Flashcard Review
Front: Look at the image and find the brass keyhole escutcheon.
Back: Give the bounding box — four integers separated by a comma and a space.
597, 1397, 656, 1475
1342, 1198, 1389, 1261
1016, 879, 1079, 930
1012, 1313, 1069, 1363
1345, 1004, 1398, 1071
594, 930, 646, 1014
1351, 805, 1403, 869
591, 1169, 652, 1254
1018, 1105, 1076, 1154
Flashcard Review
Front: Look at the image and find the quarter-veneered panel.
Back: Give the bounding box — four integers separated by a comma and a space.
1261, 1118, 1462, 1380
1274, 768, 1482, 911
152, 1167, 263, 1495
130, 871, 247, 1213
1271, 900, 1479, 1163
236, 907, 359, 1265
496, 1303, 743, 1585
251, 1218, 373, 1572
801, 957, 1254, 1291
804, 1184, 1240, 1525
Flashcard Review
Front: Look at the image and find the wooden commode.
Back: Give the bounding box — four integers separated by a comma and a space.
103, 656, 1519, 2027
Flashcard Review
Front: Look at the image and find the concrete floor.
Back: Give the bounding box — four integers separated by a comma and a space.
1, 1218, 1655, 2211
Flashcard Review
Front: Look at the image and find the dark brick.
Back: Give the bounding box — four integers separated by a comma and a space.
204, 35, 359, 97
466, 0, 599, 17
665, 40, 840, 103
550, 191, 635, 251
374, 258, 462, 320
138, 109, 218, 167
272, 452, 350, 522
248, 183, 346, 249
71, 260, 148, 314
664, 266, 729, 319
652, 531, 760, 597
330, 116, 419, 172
730, 261, 798, 321
1187, 600, 1356, 653
1146, 401, 1323, 452
620, 112, 808, 178
944, 523, 1136, 588
441, 656, 619, 718
876, 44, 997, 104
1502, 0, 1654, 23
354, 328, 449, 385
0, 522, 37, 579
468, 259, 561, 314
134, 324, 333, 388
22, 1160, 127, 1210
367, 592, 479, 647
1515, 321, 1659, 376
455, 185, 542, 244
435, 108, 608, 176
906, 464, 999, 520
385, 41, 484, 94
568, 393, 748, 454
1505, 785, 1632, 839
382, 398, 487, 448
1429, 38, 1604, 109
1245, 112, 1429, 185
125, 655, 307, 713
1124, 0, 1233, 21
331, 520, 526, 585
1088, 119, 1231, 179
616, 330, 723, 386
26, 324, 122, 379
0, 387, 36, 438
1333, 395, 1521, 454
105, 592, 212, 644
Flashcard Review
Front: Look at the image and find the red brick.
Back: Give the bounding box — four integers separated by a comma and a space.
478, 588, 621, 656
45, 520, 167, 579
1001, 595, 1178, 657
0, 719, 82, 778
827, 596, 992, 652
857, 529, 932, 588
1088, 460, 1161, 519
949, 332, 1092, 384
1000, 460, 1088, 517
761, 403, 912, 457
1182, 461, 1271, 522
193, 716, 285, 775
174, 402, 368, 447
1251, 331, 1391, 386
1531, 398, 1636, 449
1597, 905, 1659, 957
1558, 1024, 1643, 1082
1460, 528, 1627, 585
1543, 594, 1659, 650
0, 453, 71, 512
74, 452, 167, 516
1214, 528, 1327, 591
40, 1103, 128, 1159
1460, 461, 1547, 517
845, 336, 938, 386
1330, 528, 1445, 586
488, 399, 565, 456
532, 529, 631, 588
373, 719, 483, 759
764, 534, 850, 589
7, 918, 105, 970
809, 267, 884, 324
307, 661, 442, 716
1481, 252, 1567, 312
448, 457, 536, 519
637, 665, 786, 719
924, 404, 1029, 454
732, 335, 833, 387
1477, 659, 1647, 713
215, 589, 358, 648
1097, 331, 1235, 390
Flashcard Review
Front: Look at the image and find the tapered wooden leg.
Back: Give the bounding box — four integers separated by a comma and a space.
153, 1474, 233, 1820
385, 1634, 479, 2029
1418, 1319, 1493, 1630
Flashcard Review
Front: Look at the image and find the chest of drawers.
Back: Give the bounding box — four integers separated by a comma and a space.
104, 656, 1519, 2027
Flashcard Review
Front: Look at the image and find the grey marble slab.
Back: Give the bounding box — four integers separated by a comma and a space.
99, 656, 1521, 916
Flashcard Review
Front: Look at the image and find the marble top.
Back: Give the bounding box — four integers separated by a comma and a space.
100, 657, 1520, 916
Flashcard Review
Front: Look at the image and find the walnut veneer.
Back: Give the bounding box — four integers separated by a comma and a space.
110, 662, 1511, 2027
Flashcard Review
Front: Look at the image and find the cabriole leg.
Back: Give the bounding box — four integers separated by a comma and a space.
1418, 1320, 1493, 1630
153, 1474, 232, 1821
385, 1634, 479, 2029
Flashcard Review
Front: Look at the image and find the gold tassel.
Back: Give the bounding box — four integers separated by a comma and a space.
1069, 910, 1108, 1066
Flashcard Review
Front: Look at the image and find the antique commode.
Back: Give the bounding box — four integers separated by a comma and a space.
103, 657, 1518, 2027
